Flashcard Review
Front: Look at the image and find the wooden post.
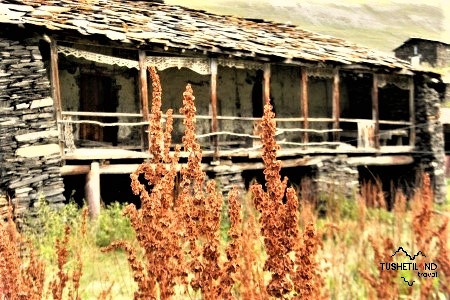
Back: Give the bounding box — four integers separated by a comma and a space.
49, 38, 64, 156
301, 69, 309, 144
409, 77, 415, 146
85, 161, 100, 219
263, 63, 271, 104
210, 58, 219, 160
332, 68, 340, 142
138, 50, 149, 152
372, 73, 380, 149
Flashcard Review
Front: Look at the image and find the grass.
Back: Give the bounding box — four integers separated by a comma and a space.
22, 201, 138, 299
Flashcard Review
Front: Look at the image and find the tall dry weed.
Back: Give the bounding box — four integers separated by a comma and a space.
251, 100, 325, 298
0, 206, 45, 300
361, 236, 399, 299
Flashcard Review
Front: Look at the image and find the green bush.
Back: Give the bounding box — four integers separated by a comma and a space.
94, 202, 135, 248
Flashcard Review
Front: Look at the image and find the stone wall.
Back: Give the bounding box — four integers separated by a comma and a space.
414, 74, 446, 202
313, 156, 359, 201
0, 32, 65, 216
436, 44, 450, 68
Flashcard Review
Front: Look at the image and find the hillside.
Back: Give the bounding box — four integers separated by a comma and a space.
165, 0, 450, 55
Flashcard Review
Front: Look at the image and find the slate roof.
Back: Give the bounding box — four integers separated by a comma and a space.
0, 0, 413, 70
394, 37, 450, 51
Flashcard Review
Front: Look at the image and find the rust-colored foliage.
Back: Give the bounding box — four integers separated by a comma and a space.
435, 218, 450, 296
237, 195, 269, 300
0, 206, 45, 300
412, 174, 450, 299
251, 101, 295, 297
51, 208, 88, 300
293, 222, 326, 300
251, 100, 325, 298
360, 237, 398, 300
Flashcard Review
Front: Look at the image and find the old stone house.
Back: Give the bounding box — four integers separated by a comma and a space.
394, 38, 450, 68
394, 38, 450, 177
0, 0, 446, 216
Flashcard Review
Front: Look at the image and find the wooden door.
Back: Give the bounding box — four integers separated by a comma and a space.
79, 74, 118, 145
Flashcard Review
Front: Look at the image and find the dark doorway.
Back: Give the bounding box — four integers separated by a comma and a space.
252, 70, 264, 118
79, 74, 118, 145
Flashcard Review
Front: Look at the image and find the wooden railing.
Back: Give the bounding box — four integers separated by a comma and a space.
58, 111, 413, 156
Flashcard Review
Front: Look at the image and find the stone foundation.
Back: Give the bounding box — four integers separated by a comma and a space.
313, 156, 359, 201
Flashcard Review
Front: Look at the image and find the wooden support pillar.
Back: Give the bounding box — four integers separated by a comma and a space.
332, 68, 340, 142
49, 37, 64, 156
409, 77, 415, 146
138, 50, 150, 152
85, 161, 100, 219
301, 68, 309, 144
372, 73, 380, 149
263, 63, 271, 104
210, 59, 219, 160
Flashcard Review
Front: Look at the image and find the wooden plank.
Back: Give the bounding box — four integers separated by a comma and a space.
85, 162, 100, 218
61, 165, 90, 175
301, 68, 309, 144
347, 155, 413, 166
210, 58, 219, 160
263, 63, 271, 104
62, 163, 210, 175
332, 68, 340, 141
58, 119, 150, 127
138, 50, 149, 152
340, 118, 412, 126
372, 73, 380, 149
409, 77, 415, 146
62, 111, 143, 117
49, 37, 64, 156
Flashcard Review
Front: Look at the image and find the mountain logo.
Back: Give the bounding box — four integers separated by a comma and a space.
391, 247, 426, 260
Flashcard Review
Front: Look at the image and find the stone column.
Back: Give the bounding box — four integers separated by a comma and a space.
0, 33, 66, 217
414, 75, 446, 202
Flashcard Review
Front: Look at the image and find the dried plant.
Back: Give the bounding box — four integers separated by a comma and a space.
237, 194, 268, 300
434, 218, 450, 296
292, 221, 326, 300
250, 100, 326, 299
360, 236, 399, 299
360, 178, 386, 209
0, 206, 45, 300
251, 100, 295, 297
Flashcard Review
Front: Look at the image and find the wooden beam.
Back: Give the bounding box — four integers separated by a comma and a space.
85, 162, 100, 219
409, 77, 415, 146
332, 68, 340, 142
49, 37, 64, 156
301, 68, 309, 144
210, 58, 219, 160
347, 155, 413, 166
138, 50, 149, 152
372, 73, 380, 149
263, 63, 271, 104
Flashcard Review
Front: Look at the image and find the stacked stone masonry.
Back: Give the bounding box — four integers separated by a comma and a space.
0, 34, 65, 217
414, 75, 446, 203
313, 156, 359, 201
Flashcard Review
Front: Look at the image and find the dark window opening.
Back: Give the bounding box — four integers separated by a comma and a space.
252, 69, 264, 118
